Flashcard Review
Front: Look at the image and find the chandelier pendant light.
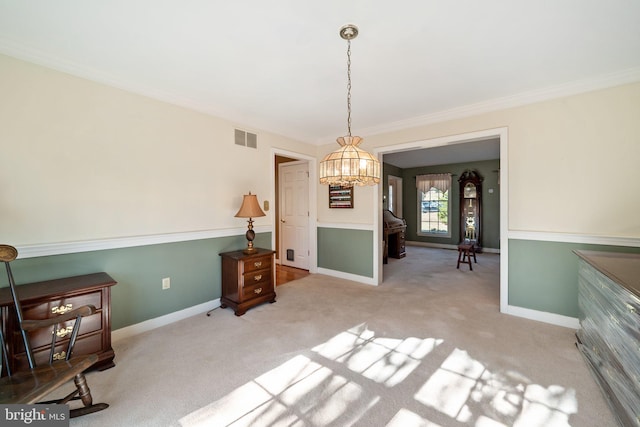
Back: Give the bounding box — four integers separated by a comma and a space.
319, 24, 380, 186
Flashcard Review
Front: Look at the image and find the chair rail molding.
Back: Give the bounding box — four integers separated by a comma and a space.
15, 226, 273, 259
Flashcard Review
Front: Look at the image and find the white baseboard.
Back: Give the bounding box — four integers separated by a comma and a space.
112, 299, 221, 342
502, 304, 580, 329
407, 241, 500, 253
316, 268, 377, 286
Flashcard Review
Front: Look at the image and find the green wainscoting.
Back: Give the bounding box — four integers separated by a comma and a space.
0, 233, 271, 330
508, 239, 640, 317
317, 227, 374, 278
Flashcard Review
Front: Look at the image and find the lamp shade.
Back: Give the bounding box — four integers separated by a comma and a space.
235, 193, 266, 218
319, 136, 381, 186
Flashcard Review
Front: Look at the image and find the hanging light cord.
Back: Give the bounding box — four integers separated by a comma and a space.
346, 38, 352, 137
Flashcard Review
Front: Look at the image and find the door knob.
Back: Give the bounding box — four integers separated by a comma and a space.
280, 219, 286, 223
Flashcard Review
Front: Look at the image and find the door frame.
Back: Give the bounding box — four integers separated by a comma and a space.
271, 148, 318, 273
374, 127, 508, 313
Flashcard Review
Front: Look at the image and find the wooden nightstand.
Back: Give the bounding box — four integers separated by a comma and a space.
219, 248, 276, 316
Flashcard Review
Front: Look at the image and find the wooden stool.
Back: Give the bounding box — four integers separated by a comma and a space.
457, 243, 477, 270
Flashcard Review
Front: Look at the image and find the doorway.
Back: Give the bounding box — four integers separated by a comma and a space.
375, 127, 508, 313
272, 150, 317, 277
278, 160, 309, 270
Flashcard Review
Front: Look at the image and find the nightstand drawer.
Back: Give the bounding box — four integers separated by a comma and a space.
242, 268, 270, 286
243, 255, 272, 274
242, 281, 272, 300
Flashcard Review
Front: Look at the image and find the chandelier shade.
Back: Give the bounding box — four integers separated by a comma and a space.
319, 24, 380, 187
319, 136, 380, 186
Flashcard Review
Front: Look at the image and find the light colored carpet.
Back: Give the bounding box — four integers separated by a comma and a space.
69, 246, 616, 426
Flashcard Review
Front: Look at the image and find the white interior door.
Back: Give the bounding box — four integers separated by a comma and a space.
279, 161, 309, 269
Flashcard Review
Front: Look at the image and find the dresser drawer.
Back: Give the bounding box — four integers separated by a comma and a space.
25, 311, 103, 350
22, 291, 103, 320
243, 255, 272, 274
14, 332, 103, 370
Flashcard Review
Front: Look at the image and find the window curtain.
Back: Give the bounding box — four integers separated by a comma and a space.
416, 173, 451, 193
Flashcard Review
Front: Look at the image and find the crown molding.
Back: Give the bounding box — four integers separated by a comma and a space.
319, 67, 640, 143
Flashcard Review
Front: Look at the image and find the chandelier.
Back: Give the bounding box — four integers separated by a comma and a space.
319, 24, 380, 186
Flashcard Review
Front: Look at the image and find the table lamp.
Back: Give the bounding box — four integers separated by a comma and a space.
235, 192, 266, 254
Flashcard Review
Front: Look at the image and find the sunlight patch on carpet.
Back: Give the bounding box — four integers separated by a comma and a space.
414, 348, 577, 426
179, 354, 379, 427
312, 323, 443, 387
179, 325, 580, 427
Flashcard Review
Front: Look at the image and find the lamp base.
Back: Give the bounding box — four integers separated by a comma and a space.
244, 227, 257, 254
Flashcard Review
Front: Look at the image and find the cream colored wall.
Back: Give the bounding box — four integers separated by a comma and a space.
318, 82, 640, 238
0, 54, 315, 245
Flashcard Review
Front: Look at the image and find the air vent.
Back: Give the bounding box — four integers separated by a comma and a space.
234, 129, 257, 149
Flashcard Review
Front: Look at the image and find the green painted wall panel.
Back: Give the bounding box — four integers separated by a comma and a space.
0, 233, 271, 330
317, 228, 374, 278
384, 159, 501, 249
508, 239, 640, 317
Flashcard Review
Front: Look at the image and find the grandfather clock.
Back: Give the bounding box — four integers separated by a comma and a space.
458, 170, 483, 251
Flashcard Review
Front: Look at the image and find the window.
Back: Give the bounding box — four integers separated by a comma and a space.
416, 174, 451, 236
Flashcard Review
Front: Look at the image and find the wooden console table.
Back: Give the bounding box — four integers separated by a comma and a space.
219, 248, 276, 316
0, 272, 117, 375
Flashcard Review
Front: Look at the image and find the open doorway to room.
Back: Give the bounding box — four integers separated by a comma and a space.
375, 128, 508, 312
273, 152, 315, 286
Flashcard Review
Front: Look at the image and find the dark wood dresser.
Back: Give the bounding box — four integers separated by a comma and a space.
0, 272, 117, 375
220, 248, 276, 316
574, 250, 640, 427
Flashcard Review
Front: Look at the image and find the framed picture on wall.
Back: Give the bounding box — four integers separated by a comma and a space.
328, 185, 353, 208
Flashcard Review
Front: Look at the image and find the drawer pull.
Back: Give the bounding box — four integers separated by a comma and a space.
254, 274, 262, 281
254, 288, 263, 294
254, 261, 262, 268
51, 304, 73, 315
55, 326, 74, 338
53, 351, 67, 361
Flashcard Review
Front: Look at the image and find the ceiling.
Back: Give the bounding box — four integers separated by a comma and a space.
1, 1, 639, 157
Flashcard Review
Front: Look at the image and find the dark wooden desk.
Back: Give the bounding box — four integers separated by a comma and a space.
383, 210, 406, 264
0, 273, 117, 375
